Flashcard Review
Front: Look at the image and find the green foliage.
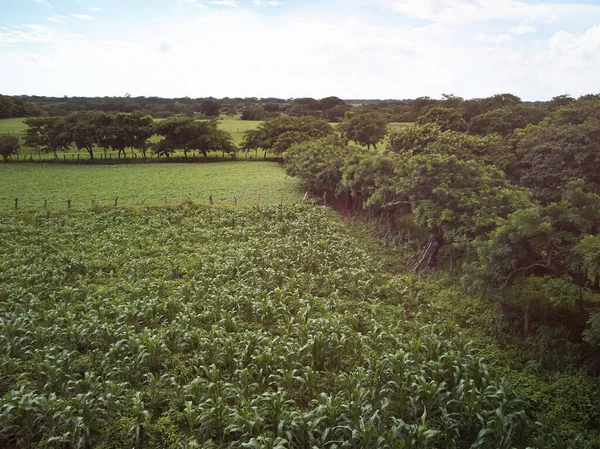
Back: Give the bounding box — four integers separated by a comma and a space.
393, 154, 531, 263
155, 117, 235, 158
61, 111, 114, 160
240, 106, 270, 121
23, 117, 70, 159
284, 136, 363, 193
107, 112, 155, 158
200, 99, 221, 118
0, 135, 20, 161
339, 111, 388, 150
386, 124, 514, 172
468, 104, 547, 137
0, 95, 40, 119
416, 107, 468, 132
514, 116, 600, 203
241, 115, 333, 157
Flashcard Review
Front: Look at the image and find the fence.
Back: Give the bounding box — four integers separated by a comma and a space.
6, 191, 312, 212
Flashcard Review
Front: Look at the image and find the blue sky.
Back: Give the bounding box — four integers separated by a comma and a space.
1, 0, 600, 99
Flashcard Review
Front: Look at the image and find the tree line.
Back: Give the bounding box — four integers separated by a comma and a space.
249, 94, 600, 373
2, 92, 579, 124
1, 111, 235, 161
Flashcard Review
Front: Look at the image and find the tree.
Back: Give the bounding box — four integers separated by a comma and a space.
386, 124, 515, 173
242, 115, 334, 158
155, 117, 235, 159
0, 135, 20, 161
106, 112, 154, 158
392, 154, 532, 269
60, 111, 112, 160
339, 112, 388, 150
468, 105, 547, 137
416, 107, 468, 132
514, 117, 600, 203
200, 99, 221, 118
322, 104, 350, 122
283, 135, 363, 196
240, 106, 269, 121
23, 117, 70, 160
340, 152, 404, 233
319, 96, 345, 111
0, 95, 40, 118
469, 180, 600, 335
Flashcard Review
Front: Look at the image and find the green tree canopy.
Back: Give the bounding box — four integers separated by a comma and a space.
386, 124, 514, 172
468, 104, 548, 137
0, 135, 20, 161
416, 107, 468, 132
242, 115, 334, 158
339, 111, 388, 150
283, 135, 364, 193
200, 99, 221, 118
23, 117, 70, 159
514, 117, 600, 203
155, 117, 235, 158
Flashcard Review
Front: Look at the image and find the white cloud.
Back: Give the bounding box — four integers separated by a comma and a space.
253, 0, 282, 6
475, 33, 514, 43
1, 9, 600, 100
0, 25, 83, 45
511, 25, 536, 35
210, 0, 238, 7
90, 7, 102, 12
373, 0, 600, 25
47, 15, 68, 23
71, 14, 94, 20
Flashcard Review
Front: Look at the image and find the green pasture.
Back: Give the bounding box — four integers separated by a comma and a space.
0, 117, 27, 136
0, 162, 302, 210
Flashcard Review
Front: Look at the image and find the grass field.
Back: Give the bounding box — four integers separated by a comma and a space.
0, 117, 27, 136
0, 162, 302, 210
0, 205, 527, 448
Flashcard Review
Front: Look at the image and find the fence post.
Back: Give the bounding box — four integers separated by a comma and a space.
44, 200, 47, 210
14, 198, 18, 210
234, 196, 237, 206
114, 197, 119, 207
323, 191, 327, 206
67, 199, 71, 209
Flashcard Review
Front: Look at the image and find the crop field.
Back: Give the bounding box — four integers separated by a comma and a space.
0, 162, 302, 210
0, 205, 528, 448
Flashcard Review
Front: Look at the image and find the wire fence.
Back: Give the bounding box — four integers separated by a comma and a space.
5, 191, 311, 212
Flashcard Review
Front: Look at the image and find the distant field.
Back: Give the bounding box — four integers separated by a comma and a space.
0, 117, 27, 136
0, 162, 302, 210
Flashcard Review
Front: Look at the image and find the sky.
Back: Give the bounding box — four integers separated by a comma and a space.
1, 0, 600, 100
